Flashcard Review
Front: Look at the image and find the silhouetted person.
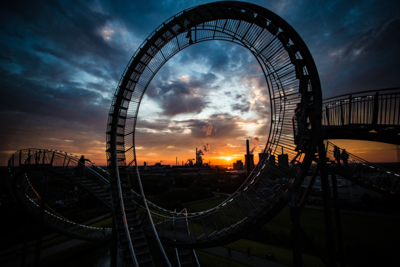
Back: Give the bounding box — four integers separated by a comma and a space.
76, 155, 91, 177
341, 149, 349, 168
227, 245, 232, 257
334, 146, 341, 165
247, 246, 251, 259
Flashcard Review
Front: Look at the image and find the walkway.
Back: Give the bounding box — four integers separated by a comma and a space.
3, 239, 88, 267
1, 213, 111, 266
201, 247, 289, 267
4, 241, 288, 267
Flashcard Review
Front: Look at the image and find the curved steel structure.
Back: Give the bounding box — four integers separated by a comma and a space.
106, 1, 322, 265
5, 2, 400, 267
8, 149, 112, 241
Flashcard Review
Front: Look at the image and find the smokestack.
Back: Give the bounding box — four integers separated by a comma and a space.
196, 147, 198, 165
246, 139, 250, 174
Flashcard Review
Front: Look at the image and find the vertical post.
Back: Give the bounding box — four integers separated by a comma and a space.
372, 91, 379, 126
290, 193, 303, 267
34, 172, 48, 267
318, 141, 336, 267
326, 106, 330, 126
19, 150, 22, 166
42, 150, 46, 164
348, 95, 352, 125
50, 151, 55, 166
331, 173, 345, 267
20, 214, 30, 267
340, 101, 344, 126
110, 216, 118, 267
246, 139, 250, 174
62, 152, 67, 167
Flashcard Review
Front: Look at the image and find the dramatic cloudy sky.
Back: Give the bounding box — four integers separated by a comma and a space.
1, 0, 399, 166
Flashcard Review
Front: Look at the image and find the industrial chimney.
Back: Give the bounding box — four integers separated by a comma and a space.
245, 139, 255, 173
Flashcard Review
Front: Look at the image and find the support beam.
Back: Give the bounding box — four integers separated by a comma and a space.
299, 164, 320, 215
34, 172, 48, 267
290, 193, 303, 267
21, 214, 30, 267
110, 215, 118, 267
348, 95, 352, 125
318, 141, 336, 267
331, 173, 345, 267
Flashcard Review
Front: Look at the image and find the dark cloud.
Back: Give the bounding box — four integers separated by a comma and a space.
188, 113, 248, 139
231, 102, 250, 113
320, 17, 400, 96
176, 40, 256, 83
271, 0, 400, 97
1, 0, 399, 165
147, 71, 219, 116
0, 68, 109, 124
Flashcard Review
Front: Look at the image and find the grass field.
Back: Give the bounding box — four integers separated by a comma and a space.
195, 250, 252, 267
186, 196, 399, 266
223, 239, 325, 267
186, 196, 228, 212
0, 216, 112, 264
26, 241, 109, 267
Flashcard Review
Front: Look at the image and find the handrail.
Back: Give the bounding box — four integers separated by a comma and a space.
325, 140, 400, 193
135, 165, 172, 266
9, 163, 112, 240
325, 141, 399, 177
323, 87, 400, 102
113, 150, 139, 266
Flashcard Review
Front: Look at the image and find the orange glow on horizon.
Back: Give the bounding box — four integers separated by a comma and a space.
74, 139, 397, 168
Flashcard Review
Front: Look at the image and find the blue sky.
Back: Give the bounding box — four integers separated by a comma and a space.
1, 0, 399, 165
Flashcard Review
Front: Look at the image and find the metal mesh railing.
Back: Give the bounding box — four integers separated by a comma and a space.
322, 88, 400, 127
325, 141, 400, 194
8, 149, 112, 240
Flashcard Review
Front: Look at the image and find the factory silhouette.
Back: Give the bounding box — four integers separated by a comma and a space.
138, 139, 288, 173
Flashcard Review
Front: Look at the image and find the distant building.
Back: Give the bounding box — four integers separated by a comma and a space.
259, 153, 276, 166
233, 160, 244, 170
244, 154, 255, 172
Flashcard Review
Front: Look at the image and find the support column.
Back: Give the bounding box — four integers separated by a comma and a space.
318, 142, 336, 267
34, 172, 48, 267
110, 215, 118, 267
331, 173, 345, 267
20, 213, 30, 267
290, 201, 303, 267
